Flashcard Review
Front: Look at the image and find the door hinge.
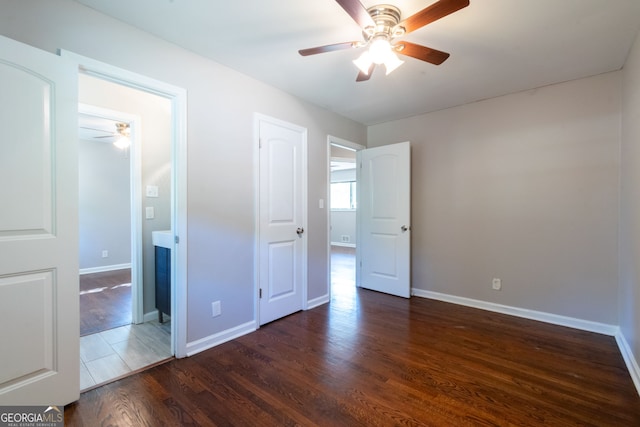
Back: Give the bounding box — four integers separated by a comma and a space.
174, 235, 179, 244
259, 288, 262, 298
259, 138, 263, 149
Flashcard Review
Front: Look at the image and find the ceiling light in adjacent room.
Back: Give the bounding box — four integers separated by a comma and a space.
113, 135, 131, 150
113, 123, 131, 150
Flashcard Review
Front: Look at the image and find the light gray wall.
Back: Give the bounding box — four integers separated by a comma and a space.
78, 139, 130, 270
620, 29, 640, 376
368, 72, 621, 325
331, 211, 356, 245
0, 0, 366, 344
78, 75, 172, 316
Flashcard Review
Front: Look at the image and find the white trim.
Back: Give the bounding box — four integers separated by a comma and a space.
331, 242, 356, 248
186, 321, 256, 357
412, 289, 619, 336
254, 113, 308, 326
253, 116, 260, 330
307, 294, 330, 310
61, 50, 189, 358
78, 104, 143, 324
142, 310, 172, 323
79, 263, 131, 275
615, 331, 640, 396
143, 310, 158, 323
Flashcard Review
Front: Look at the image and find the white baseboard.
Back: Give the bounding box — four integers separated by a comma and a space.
307, 294, 330, 310
185, 321, 256, 357
411, 288, 619, 336
142, 310, 171, 323
331, 242, 356, 248
79, 263, 131, 275
615, 331, 640, 396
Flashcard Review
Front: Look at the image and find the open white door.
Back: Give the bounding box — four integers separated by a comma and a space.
257, 115, 307, 325
0, 36, 79, 405
357, 142, 411, 298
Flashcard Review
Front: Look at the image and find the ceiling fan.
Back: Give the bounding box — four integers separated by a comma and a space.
80, 122, 131, 149
298, 0, 470, 81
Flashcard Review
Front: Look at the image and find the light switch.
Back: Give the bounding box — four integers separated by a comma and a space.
145, 207, 155, 219
146, 185, 159, 198
319, 199, 324, 209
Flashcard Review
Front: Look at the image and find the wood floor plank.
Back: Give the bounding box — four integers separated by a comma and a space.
66, 288, 640, 426
80, 269, 132, 336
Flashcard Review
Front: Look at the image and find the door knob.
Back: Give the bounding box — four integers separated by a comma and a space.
296, 227, 304, 235
401, 225, 409, 232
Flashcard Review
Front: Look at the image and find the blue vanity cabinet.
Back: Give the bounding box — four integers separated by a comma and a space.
155, 246, 171, 323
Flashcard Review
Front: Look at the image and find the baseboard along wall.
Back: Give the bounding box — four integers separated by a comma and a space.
79, 263, 132, 275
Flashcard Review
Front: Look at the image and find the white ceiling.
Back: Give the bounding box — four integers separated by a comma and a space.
75, 0, 640, 125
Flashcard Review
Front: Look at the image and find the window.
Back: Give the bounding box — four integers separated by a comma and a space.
331, 181, 357, 210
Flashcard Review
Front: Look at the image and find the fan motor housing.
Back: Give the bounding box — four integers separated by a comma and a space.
365, 4, 402, 39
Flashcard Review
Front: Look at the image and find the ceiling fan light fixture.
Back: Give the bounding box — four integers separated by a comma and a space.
383, 52, 404, 75
369, 37, 391, 64
298, 0, 469, 81
113, 135, 131, 150
113, 122, 131, 150
353, 50, 373, 74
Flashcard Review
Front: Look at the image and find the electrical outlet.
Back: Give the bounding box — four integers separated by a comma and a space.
102, 250, 108, 258
492, 278, 502, 290
146, 185, 159, 198
211, 301, 221, 317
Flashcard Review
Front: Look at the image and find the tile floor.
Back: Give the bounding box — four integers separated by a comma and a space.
80, 320, 172, 391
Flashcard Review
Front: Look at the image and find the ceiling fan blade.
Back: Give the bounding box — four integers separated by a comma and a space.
396, 0, 469, 35
335, 0, 375, 29
79, 126, 112, 133
395, 41, 450, 65
299, 41, 359, 56
356, 64, 375, 82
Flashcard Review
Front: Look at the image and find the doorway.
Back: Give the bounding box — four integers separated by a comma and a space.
60, 50, 188, 391
77, 80, 174, 390
78, 108, 137, 336
327, 136, 365, 302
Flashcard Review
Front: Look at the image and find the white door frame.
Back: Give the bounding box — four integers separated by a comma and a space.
60, 50, 188, 358
326, 136, 365, 298
78, 104, 143, 323
254, 113, 308, 327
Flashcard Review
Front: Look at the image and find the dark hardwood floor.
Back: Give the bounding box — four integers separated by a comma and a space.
66, 282, 640, 426
80, 269, 132, 336
331, 245, 355, 288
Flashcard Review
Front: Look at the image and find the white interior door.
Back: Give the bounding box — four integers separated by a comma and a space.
0, 36, 79, 404
258, 115, 307, 325
357, 142, 411, 298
